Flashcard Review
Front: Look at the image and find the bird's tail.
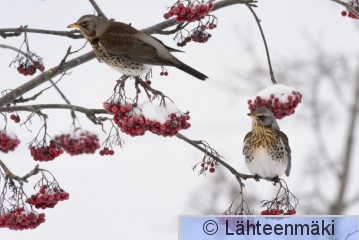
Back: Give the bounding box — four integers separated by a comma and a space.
177, 62, 208, 81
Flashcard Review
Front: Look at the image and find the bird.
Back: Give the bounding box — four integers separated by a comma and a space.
242, 107, 291, 180
67, 15, 208, 80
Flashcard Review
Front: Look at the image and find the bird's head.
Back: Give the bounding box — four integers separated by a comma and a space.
248, 107, 280, 130
68, 15, 108, 39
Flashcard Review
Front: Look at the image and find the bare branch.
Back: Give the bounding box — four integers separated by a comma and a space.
330, 0, 359, 18
330, 67, 359, 214
89, 0, 108, 20
0, 160, 40, 183
0, 104, 107, 115
176, 133, 277, 184
0, 28, 83, 39
246, 4, 277, 84
0, 51, 96, 107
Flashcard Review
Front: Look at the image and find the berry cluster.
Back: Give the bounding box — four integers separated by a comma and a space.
99, 147, 115, 156
191, 30, 212, 43
160, 71, 169, 76
248, 84, 302, 119
10, 114, 20, 123
164, 2, 214, 22
54, 131, 100, 156
261, 209, 296, 215
0, 132, 20, 153
26, 186, 70, 209
30, 140, 64, 161
0, 207, 45, 230
17, 61, 45, 76
341, 1, 359, 19
201, 161, 216, 173
176, 23, 217, 47
104, 101, 191, 137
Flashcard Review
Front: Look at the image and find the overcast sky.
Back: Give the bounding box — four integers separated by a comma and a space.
1, 0, 359, 239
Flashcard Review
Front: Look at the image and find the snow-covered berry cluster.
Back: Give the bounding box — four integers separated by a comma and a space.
341, 1, 359, 19
248, 84, 302, 119
26, 185, 69, 209
0, 132, 20, 153
104, 100, 191, 137
261, 209, 296, 215
164, 2, 214, 22
30, 140, 64, 161
99, 147, 114, 156
17, 61, 45, 76
54, 131, 100, 156
10, 114, 20, 123
0, 207, 45, 230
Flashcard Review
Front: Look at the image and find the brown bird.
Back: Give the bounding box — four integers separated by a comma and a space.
68, 15, 208, 80
243, 107, 291, 179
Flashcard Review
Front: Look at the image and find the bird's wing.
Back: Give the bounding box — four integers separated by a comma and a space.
275, 130, 291, 176
151, 36, 184, 53
242, 132, 252, 154
99, 22, 174, 65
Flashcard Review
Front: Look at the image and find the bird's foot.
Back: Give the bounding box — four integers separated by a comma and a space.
254, 174, 261, 182
271, 175, 280, 185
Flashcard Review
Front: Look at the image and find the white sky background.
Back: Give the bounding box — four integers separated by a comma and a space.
1, 0, 359, 239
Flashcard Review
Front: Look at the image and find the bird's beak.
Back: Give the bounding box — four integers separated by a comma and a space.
247, 113, 258, 120
67, 23, 80, 29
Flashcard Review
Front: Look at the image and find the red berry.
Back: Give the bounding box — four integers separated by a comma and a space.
341, 10, 347, 17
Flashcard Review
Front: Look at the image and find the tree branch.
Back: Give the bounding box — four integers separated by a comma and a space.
0, 51, 96, 107
176, 133, 277, 184
246, 4, 277, 84
330, 67, 359, 214
330, 0, 359, 18
89, 0, 108, 20
0, 28, 83, 39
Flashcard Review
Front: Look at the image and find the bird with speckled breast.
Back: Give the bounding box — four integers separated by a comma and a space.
243, 107, 291, 179
67, 15, 208, 80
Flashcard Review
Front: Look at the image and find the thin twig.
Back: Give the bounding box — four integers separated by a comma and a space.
246, 4, 277, 84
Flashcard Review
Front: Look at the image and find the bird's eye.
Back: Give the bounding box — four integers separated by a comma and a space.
257, 115, 265, 120
80, 21, 88, 27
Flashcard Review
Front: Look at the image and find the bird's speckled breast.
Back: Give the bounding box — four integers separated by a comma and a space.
92, 43, 152, 76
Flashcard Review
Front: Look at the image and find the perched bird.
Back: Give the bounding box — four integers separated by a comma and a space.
67, 15, 208, 80
243, 107, 291, 179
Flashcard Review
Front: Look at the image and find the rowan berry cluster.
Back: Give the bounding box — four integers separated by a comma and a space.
26, 185, 70, 209
341, 1, 359, 19
54, 131, 100, 156
103, 101, 191, 137
176, 22, 217, 47
16, 61, 45, 76
30, 140, 64, 161
99, 147, 115, 156
0, 207, 45, 230
164, 1, 214, 22
9, 114, 20, 123
201, 161, 216, 173
248, 84, 302, 119
0, 132, 20, 153
261, 209, 296, 215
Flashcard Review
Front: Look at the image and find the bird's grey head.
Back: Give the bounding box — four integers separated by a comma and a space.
67, 15, 108, 38
248, 107, 280, 130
